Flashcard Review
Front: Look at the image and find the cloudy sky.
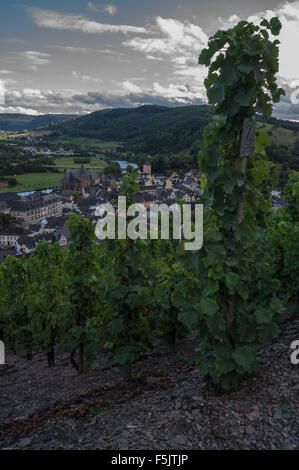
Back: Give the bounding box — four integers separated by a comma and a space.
0, 0, 299, 119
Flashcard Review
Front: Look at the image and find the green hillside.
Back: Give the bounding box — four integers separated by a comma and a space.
52, 105, 299, 172
0, 113, 76, 132
0, 114, 34, 132
2, 106, 298, 172
53, 105, 211, 154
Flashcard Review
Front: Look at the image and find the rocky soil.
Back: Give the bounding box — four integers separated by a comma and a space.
0, 316, 298, 450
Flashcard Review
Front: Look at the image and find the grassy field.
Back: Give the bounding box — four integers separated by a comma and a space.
50, 136, 122, 151
270, 128, 298, 146
258, 123, 298, 146
31, 129, 53, 137
0, 132, 30, 140
0, 155, 107, 193
54, 156, 107, 168
0, 171, 64, 193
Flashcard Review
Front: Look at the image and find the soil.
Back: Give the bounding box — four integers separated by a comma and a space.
0, 316, 298, 450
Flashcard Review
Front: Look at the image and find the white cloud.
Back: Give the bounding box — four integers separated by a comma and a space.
87, 2, 117, 15
122, 3, 299, 119
0, 106, 40, 115
274, 1, 299, 21
28, 7, 147, 35
72, 71, 102, 83
104, 5, 117, 16
23, 88, 46, 99
0, 80, 6, 105
217, 14, 241, 30
146, 55, 164, 61
3, 82, 205, 115
5, 51, 52, 73
124, 17, 207, 58
0, 38, 26, 44
122, 80, 143, 94
152, 82, 205, 103
22, 51, 52, 71
51, 45, 93, 53
24, 51, 51, 65
123, 16, 208, 87
50, 45, 124, 56
4, 1, 299, 120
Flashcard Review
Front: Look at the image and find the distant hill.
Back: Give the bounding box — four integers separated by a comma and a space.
52, 105, 299, 166
53, 105, 212, 154
0, 114, 76, 132
0, 114, 35, 132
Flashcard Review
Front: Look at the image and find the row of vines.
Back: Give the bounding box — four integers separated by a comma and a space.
0, 17, 298, 391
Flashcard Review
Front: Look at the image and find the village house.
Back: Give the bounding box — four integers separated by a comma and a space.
186, 169, 203, 181
54, 228, 71, 247
182, 192, 194, 203
152, 174, 166, 187
272, 197, 286, 211
165, 172, 180, 190
132, 191, 158, 208
16, 229, 70, 255
10, 193, 63, 226
60, 189, 73, 200
82, 185, 100, 199
271, 189, 282, 198
16, 235, 36, 254
0, 225, 31, 248
156, 188, 172, 202
138, 185, 157, 195
27, 215, 68, 234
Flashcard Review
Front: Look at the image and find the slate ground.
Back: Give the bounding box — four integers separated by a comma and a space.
0, 316, 298, 450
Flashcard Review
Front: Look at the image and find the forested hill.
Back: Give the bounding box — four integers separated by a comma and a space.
52, 105, 299, 169
53, 105, 212, 154
0, 113, 76, 132
1, 105, 298, 171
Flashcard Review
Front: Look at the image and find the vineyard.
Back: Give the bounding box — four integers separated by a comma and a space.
0, 167, 298, 386
0, 17, 298, 450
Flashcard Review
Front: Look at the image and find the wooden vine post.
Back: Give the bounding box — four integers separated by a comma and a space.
237, 117, 256, 222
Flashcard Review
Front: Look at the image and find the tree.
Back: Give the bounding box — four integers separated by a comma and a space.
0, 213, 11, 231
72, 191, 83, 200
8, 177, 18, 187
104, 162, 122, 176
126, 165, 135, 174
151, 154, 170, 174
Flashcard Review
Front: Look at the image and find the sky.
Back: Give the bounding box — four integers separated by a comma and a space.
0, 0, 299, 119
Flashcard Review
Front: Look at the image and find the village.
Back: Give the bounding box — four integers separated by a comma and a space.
0, 160, 204, 262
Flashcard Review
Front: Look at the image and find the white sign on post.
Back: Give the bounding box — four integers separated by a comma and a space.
240, 118, 256, 158
0, 340, 4, 364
